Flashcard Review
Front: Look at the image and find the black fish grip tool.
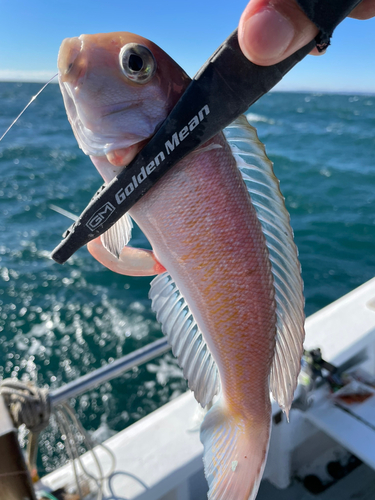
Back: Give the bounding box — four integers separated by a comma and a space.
51, 0, 363, 264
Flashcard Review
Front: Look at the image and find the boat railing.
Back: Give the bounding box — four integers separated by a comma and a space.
0, 337, 172, 500
50, 337, 171, 406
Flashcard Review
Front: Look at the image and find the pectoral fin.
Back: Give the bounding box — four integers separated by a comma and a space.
87, 237, 165, 276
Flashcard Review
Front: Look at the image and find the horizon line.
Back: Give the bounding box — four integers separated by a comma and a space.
0, 79, 373, 96
0, 72, 374, 96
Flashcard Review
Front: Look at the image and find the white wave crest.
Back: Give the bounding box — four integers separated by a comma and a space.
246, 112, 275, 125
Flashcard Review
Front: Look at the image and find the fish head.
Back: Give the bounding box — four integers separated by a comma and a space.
58, 32, 191, 166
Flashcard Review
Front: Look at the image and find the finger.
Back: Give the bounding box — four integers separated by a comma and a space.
349, 0, 375, 20
238, 0, 318, 66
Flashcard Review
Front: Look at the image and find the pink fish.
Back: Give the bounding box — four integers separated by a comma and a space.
58, 32, 304, 500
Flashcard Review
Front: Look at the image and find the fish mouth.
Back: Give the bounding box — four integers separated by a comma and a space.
58, 37, 85, 87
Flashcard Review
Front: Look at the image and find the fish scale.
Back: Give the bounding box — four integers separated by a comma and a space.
57, 32, 304, 500
131, 130, 277, 495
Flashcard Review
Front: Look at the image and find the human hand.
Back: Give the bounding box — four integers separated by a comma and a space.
238, 0, 375, 66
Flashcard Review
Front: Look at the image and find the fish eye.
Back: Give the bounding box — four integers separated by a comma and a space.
119, 43, 156, 84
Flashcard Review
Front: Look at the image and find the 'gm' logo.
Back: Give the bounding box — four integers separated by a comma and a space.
86, 202, 115, 231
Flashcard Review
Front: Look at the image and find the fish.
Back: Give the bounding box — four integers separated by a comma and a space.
57, 32, 305, 500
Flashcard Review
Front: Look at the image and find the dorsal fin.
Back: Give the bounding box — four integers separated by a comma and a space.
149, 272, 220, 408
224, 115, 305, 415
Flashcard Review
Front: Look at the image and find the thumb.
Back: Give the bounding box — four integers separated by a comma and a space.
238, 0, 319, 66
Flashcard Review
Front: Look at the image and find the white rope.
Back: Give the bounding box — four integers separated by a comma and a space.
0, 379, 51, 433
53, 402, 117, 500
0, 379, 117, 499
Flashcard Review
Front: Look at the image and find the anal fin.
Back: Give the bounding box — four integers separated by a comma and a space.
149, 272, 220, 407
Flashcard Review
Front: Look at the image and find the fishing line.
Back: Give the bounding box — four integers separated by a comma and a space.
0, 73, 58, 143
49, 204, 79, 221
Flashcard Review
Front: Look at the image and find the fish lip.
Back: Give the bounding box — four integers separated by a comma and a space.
58, 36, 85, 86
71, 65, 86, 88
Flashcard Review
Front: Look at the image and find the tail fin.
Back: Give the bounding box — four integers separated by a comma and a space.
200, 399, 270, 500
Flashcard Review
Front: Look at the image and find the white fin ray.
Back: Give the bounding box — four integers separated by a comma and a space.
101, 213, 133, 258
201, 399, 269, 500
149, 272, 220, 407
224, 115, 305, 414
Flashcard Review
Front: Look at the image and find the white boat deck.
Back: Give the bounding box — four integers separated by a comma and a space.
304, 278, 375, 368
305, 385, 375, 471
39, 278, 375, 500
303, 279, 375, 473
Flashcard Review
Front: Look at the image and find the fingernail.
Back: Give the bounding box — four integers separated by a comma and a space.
241, 8, 295, 64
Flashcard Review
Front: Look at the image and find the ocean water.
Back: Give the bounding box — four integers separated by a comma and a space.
0, 82, 375, 473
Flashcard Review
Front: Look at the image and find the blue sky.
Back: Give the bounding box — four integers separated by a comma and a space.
0, 0, 374, 92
